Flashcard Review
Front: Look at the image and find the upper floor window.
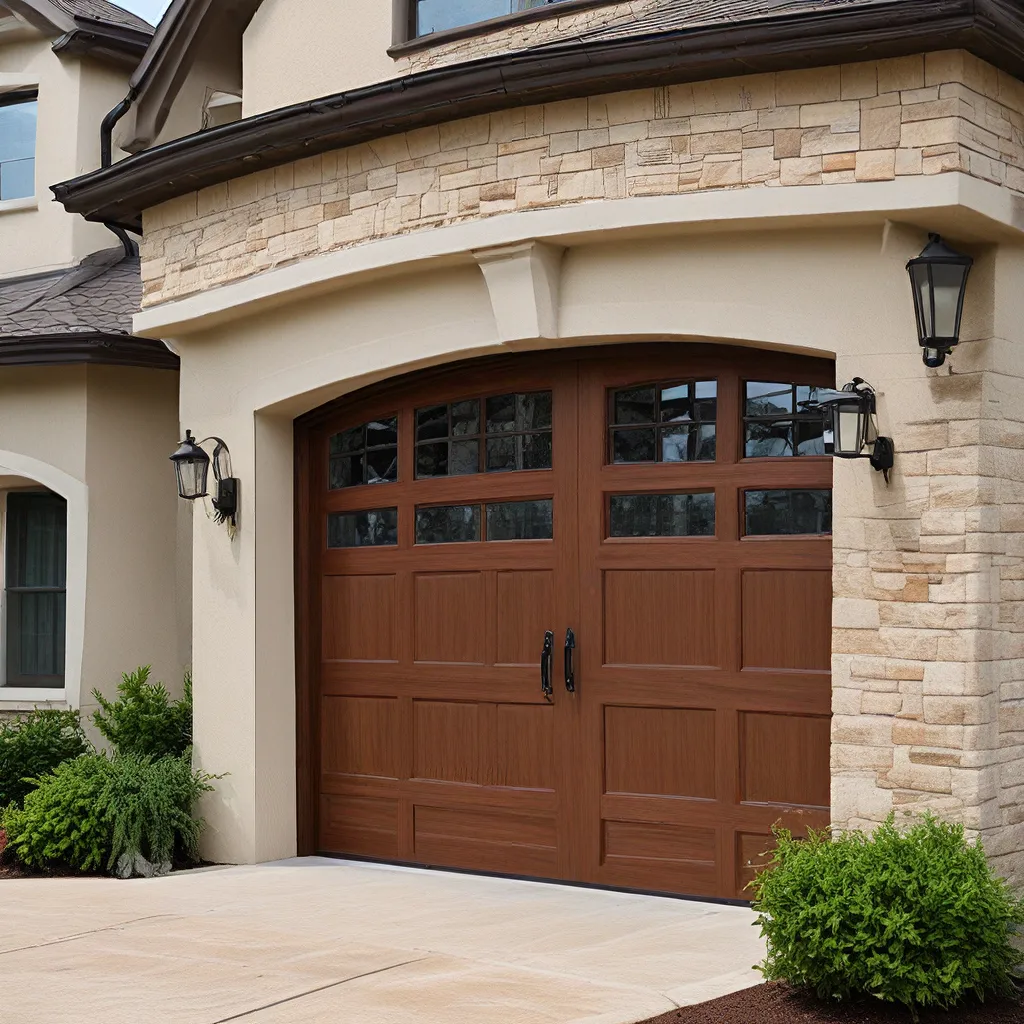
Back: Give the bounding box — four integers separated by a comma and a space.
0, 90, 36, 202
414, 0, 568, 37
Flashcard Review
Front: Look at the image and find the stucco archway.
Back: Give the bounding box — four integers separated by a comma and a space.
0, 450, 87, 707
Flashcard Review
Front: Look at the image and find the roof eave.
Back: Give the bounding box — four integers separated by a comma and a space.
52, 25, 153, 67
52, 0, 1024, 229
0, 331, 178, 369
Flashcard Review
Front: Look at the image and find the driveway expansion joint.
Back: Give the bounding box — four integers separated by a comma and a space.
209, 956, 430, 1023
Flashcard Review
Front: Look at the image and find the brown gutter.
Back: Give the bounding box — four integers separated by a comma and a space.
52, 0, 1024, 231
0, 333, 179, 369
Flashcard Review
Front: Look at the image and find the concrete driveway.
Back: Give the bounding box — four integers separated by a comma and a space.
2, 858, 765, 1024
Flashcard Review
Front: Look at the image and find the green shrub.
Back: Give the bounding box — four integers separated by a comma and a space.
0, 709, 87, 809
1, 752, 213, 877
92, 666, 192, 759
751, 814, 1024, 1013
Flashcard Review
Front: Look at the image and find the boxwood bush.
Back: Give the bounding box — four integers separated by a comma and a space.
0, 709, 87, 809
751, 814, 1024, 1013
92, 666, 192, 760
1, 752, 213, 877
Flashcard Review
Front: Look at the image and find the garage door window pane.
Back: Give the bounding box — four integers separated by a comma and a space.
416, 504, 481, 544
744, 382, 827, 457
487, 499, 553, 540
745, 490, 832, 535
610, 493, 715, 537
611, 380, 716, 463
416, 392, 552, 477
330, 417, 398, 488
328, 508, 398, 547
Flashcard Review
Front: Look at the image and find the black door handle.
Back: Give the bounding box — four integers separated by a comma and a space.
564, 628, 576, 693
541, 631, 554, 700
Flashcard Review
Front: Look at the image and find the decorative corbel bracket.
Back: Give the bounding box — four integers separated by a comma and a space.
473, 240, 565, 343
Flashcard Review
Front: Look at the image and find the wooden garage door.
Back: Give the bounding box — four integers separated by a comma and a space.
296, 344, 833, 900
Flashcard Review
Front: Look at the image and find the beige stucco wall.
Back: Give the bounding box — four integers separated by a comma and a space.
0, 365, 189, 718
241, 0, 664, 117
148, 212, 1024, 880
142, 52, 1024, 308
131, 50, 1024, 881
0, 33, 133, 277
79, 365, 190, 718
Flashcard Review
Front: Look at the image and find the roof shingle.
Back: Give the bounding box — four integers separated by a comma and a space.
0, 247, 142, 340
51, 0, 153, 32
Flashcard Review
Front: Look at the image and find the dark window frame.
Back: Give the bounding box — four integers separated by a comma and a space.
4, 489, 67, 689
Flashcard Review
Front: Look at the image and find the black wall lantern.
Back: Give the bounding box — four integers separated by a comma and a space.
906, 233, 974, 368
170, 430, 238, 529
802, 379, 895, 482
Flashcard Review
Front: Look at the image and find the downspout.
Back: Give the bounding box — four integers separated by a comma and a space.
100, 93, 138, 258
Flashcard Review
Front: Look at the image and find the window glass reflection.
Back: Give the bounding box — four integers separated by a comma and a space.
610, 380, 717, 464
745, 490, 832, 535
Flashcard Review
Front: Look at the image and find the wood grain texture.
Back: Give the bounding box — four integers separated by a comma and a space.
414, 572, 487, 664
322, 574, 397, 662
495, 570, 554, 665
604, 705, 716, 798
741, 712, 831, 809
603, 570, 717, 667
741, 569, 832, 670
321, 696, 399, 779
298, 345, 834, 898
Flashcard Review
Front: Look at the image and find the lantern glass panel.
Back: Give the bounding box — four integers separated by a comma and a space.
833, 403, 865, 457
176, 457, 209, 500
909, 263, 932, 339
931, 263, 966, 340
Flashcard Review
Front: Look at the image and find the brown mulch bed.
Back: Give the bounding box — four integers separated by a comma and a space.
637, 983, 1024, 1023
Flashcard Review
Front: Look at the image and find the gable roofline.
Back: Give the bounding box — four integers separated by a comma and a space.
3, 0, 153, 67
53, 0, 1024, 231
120, 0, 261, 152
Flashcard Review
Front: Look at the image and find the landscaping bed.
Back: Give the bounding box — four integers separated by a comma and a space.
638, 983, 1024, 1023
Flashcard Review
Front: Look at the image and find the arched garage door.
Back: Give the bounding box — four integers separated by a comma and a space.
296, 344, 833, 900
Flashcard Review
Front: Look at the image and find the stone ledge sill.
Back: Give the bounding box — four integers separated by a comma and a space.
0, 196, 37, 216
0, 692, 68, 713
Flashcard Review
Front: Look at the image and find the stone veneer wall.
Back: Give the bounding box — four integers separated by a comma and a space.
831, 325, 1024, 886
141, 50, 1024, 307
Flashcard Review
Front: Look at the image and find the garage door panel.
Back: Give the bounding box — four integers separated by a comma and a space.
321, 696, 399, 779
414, 572, 487, 664
322, 575, 397, 662
495, 570, 554, 665
603, 570, 717, 667
741, 711, 831, 809
601, 820, 718, 894
320, 794, 400, 859
413, 700, 480, 784
414, 804, 557, 876
307, 346, 833, 900
604, 706, 716, 799
741, 569, 832, 670
494, 703, 555, 790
